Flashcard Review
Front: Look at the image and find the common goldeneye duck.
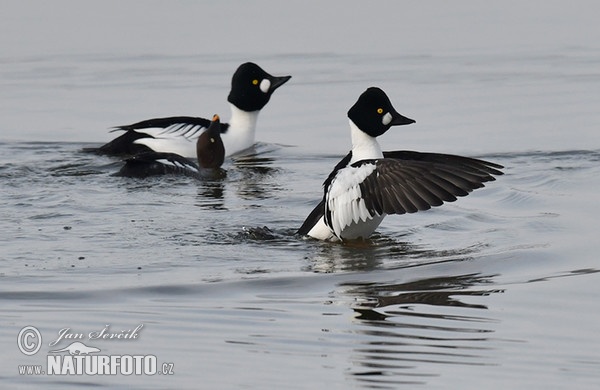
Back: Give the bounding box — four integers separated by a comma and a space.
297, 87, 504, 242
116, 114, 225, 178
94, 62, 291, 158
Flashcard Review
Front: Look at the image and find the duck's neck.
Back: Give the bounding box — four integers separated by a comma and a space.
224, 103, 260, 155
349, 119, 383, 163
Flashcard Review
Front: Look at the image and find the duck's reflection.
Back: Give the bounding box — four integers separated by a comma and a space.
340, 271, 503, 387
307, 234, 484, 274
346, 273, 501, 314
195, 173, 227, 210
230, 150, 283, 200
306, 236, 504, 387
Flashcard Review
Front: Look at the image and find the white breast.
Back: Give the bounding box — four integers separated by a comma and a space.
349, 119, 383, 162
223, 104, 259, 156
307, 120, 388, 241
326, 162, 386, 239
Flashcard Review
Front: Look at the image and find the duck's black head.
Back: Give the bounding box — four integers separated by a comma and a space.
347, 87, 415, 137
227, 62, 291, 112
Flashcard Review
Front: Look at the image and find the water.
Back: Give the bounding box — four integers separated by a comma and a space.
2, 1, 600, 389
2, 145, 599, 389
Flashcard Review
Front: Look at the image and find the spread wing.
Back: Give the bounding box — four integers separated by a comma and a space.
382, 150, 504, 176
323, 154, 503, 238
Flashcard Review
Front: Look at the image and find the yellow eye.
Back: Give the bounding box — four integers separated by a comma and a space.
377, 108, 384, 114
252, 79, 259, 85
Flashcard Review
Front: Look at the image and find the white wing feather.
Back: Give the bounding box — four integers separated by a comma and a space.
155, 158, 199, 174
132, 127, 201, 158
326, 163, 380, 238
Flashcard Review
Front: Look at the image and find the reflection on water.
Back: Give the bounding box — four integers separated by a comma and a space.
2, 142, 600, 389
192, 145, 284, 209
195, 177, 226, 210
231, 146, 283, 201
307, 235, 485, 273
341, 273, 503, 387
525, 267, 600, 284
347, 273, 500, 311
302, 225, 508, 387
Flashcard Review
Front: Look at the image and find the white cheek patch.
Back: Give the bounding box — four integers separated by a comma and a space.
259, 79, 271, 93
382, 112, 392, 126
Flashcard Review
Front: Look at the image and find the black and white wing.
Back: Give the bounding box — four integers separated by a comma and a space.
115, 151, 201, 179
94, 116, 230, 157
323, 154, 503, 239
297, 152, 352, 235
117, 116, 219, 138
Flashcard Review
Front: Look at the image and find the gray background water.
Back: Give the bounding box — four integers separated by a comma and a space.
1, 1, 599, 389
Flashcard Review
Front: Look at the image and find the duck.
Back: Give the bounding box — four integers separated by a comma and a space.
116, 114, 225, 178
94, 62, 291, 158
297, 87, 504, 241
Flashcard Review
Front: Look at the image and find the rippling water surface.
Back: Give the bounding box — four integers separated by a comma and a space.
2, 2, 600, 389
2, 142, 599, 389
